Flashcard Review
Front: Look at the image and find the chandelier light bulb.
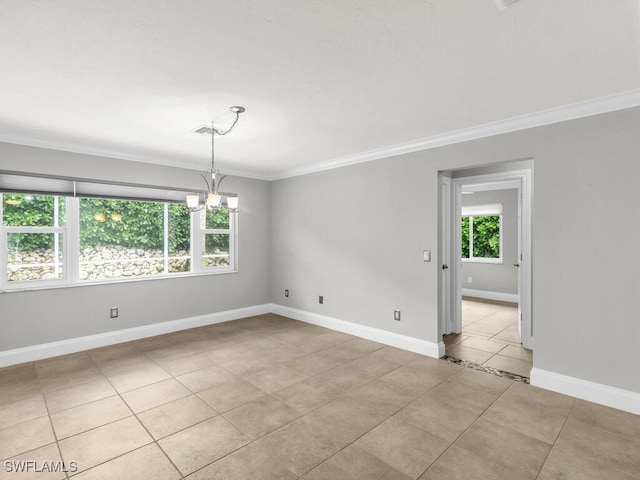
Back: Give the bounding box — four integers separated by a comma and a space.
186, 195, 200, 211
226, 196, 239, 211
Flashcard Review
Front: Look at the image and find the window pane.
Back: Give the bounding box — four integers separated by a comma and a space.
202, 233, 230, 267
461, 216, 470, 258
79, 198, 166, 280
3, 194, 64, 227
472, 215, 500, 258
7, 232, 64, 282
168, 204, 191, 273
203, 208, 230, 230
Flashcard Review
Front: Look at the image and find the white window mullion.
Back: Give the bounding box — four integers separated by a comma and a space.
163, 203, 169, 274
0, 193, 6, 290
230, 211, 238, 270
191, 210, 201, 273
53, 197, 61, 278
67, 197, 80, 284
468, 216, 474, 260
498, 214, 503, 261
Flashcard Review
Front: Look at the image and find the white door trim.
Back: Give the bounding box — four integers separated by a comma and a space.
444, 168, 533, 349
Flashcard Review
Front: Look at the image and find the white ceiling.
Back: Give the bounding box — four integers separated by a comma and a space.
1, 0, 639, 179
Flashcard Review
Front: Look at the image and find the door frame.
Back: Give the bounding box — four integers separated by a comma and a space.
441, 168, 533, 349
440, 176, 453, 336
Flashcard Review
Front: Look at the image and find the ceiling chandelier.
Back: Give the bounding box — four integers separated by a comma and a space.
186, 105, 245, 213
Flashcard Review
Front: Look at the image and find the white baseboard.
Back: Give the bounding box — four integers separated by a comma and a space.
0, 303, 443, 368
462, 288, 519, 303
530, 368, 640, 416
0, 304, 272, 368
5, 304, 640, 416
270, 303, 443, 359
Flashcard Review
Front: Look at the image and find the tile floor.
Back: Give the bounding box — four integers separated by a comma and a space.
1, 313, 639, 479
444, 297, 533, 378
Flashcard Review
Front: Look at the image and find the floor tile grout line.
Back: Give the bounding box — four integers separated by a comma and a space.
302, 363, 477, 479
413, 377, 531, 479
184, 350, 420, 478
4, 313, 548, 479
448, 300, 531, 377
2, 315, 635, 479
335, 366, 487, 478
312, 370, 472, 476
142, 323, 355, 390
0, 389, 66, 475
39, 387, 71, 480
60, 364, 184, 479
533, 399, 577, 480
112, 375, 183, 477
555, 403, 640, 474
110, 323, 368, 478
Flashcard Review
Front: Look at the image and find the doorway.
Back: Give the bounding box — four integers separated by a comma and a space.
440, 168, 532, 377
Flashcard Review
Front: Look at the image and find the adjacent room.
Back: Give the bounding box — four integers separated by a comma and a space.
1, 1, 639, 479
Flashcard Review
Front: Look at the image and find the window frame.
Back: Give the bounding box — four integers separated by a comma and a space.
0, 193, 238, 292
461, 203, 503, 264
192, 208, 238, 275
1, 194, 70, 289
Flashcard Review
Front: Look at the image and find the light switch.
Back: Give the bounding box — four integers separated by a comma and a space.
423, 250, 431, 262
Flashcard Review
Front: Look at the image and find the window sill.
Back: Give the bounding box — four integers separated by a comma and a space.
461, 258, 503, 265
0, 269, 238, 294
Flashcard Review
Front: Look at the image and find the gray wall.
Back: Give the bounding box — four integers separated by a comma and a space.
271, 107, 640, 394
0, 143, 271, 350
3, 106, 640, 396
461, 189, 518, 295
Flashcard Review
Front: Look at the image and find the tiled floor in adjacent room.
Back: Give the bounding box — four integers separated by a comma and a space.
444, 297, 533, 378
1, 313, 639, 479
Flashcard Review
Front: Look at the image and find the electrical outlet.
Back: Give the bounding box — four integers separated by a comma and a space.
394, 310, 401, 321
285, 289, 289, 297
319, 295, 324, 304
110, 307, 118, 319
467, 276, 473, 283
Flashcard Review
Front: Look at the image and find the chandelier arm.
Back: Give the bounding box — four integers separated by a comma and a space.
211, 123, 215, 171
217, 174, 227, 193
199, 173, 211, 193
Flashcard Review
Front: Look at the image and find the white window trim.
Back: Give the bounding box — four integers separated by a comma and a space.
0, 194, 238, 292
191, 209, 237, 274
461, 204, 503, 264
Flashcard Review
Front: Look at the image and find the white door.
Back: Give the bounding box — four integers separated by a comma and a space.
516, 185, 523, 341
440, 176, 453, 335
519, 174, 533, 349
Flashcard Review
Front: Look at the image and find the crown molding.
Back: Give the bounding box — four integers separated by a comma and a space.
2, 89, 640, 183
0, 131, 272, 181
269, 88, 640, 180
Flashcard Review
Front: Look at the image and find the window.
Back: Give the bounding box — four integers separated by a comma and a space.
78, 198, 192, 281
2, 194, 66, 283
0, 188, 237, 290
199, 208, 233, 268
461, 204, 502, 263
